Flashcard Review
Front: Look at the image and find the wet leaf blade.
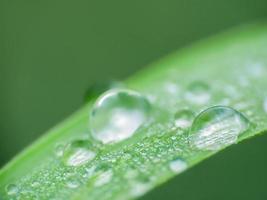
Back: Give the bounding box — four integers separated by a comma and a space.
0, 23, 267, 200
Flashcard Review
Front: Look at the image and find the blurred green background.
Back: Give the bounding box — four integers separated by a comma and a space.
1, 0, 267, 169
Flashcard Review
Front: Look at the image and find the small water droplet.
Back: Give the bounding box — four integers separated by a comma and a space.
174, 109, 194, 129
55, 143, 65, 157
63, 140, 96, 167
190, 106, 250, 151
94, 170, 113, 187
169, 158, 187, 174
185, 81, 211, 105
66, 177, 81, 189
31, 181, 40, 188
130, 182, 151, 198
82, 166, 96, 178
90, 89, 151, 144
5, 184, 19, 196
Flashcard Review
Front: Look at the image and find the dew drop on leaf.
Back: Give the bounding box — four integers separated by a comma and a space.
174, 109, 194, 129
185, 81, 211, 105
62, 140, 96, 167
189, 106, 250, 151
84, 80, 124, 102
169, 158, 187, 174
5, 184, 19, 196
130, 182, 151, 198
66, 177, 81, 189
94, 170, 113, 187
82, 166, 96, 178
90, 89, 151, 144
54, 143, 65, 157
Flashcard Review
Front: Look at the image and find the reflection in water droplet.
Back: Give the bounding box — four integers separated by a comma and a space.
190, 106, 250, 151
63, 140, 96, 167
5, 184, 19, 196
174, 109, 194, 129
185, 81, 210, 105
90, 89, 151, 144
169, 158, 187, 174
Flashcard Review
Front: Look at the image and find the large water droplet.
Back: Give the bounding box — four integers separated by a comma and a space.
84, 80, 124, 102
185, 81, 211, 105
63, 140, 96, 166
174, 109, 194, 129
5, 184, 19, 196
90, 89, 151, 144
190, 106, 250, 151
169, 158, 187, 174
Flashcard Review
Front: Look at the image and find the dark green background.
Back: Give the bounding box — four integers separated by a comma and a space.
0, 0, 267, 174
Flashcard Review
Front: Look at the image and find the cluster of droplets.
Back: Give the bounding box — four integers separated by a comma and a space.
4, 79, 256, 199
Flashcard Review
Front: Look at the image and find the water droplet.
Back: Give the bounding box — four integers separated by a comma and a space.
94, 170, 113, 187
185, 81, 211, 105
130, 182, 151, 198
54, 143, 65, 157
90, 89, 151, 144
5, 184, 19, 196
31, 181, 40, 188
66, 177, 81, 189
190, 106, 250, 151
169, 158, 187, 174
174, 109, 194, 129
84, 80, 124, 102
63, 140, 96, 167
82, 166, 96, 178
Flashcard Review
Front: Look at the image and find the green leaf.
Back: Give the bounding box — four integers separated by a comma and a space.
1, 23, 267, 200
